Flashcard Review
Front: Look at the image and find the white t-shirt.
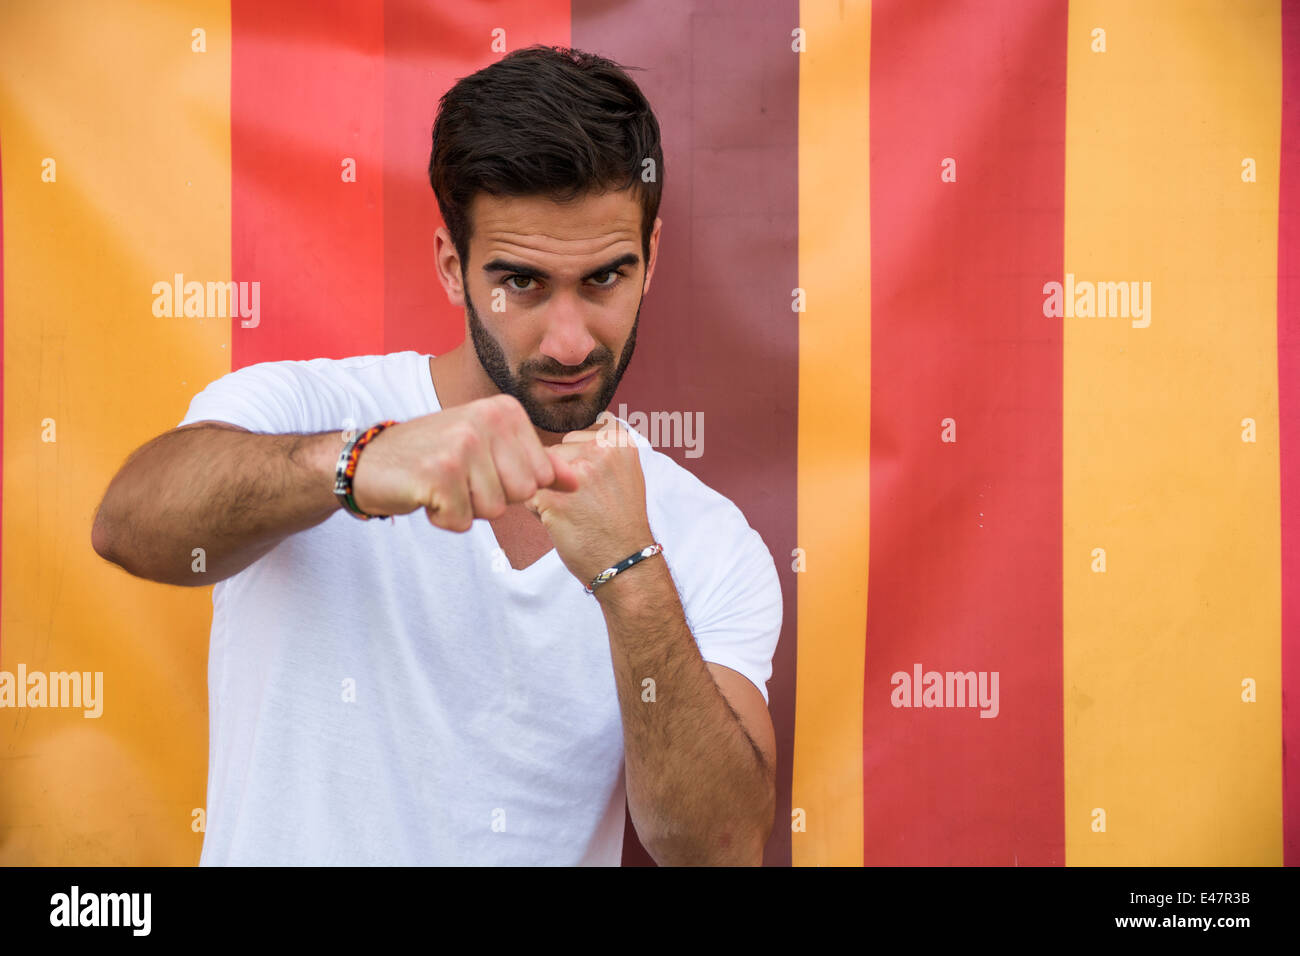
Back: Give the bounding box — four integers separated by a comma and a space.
176, 350, 782, 865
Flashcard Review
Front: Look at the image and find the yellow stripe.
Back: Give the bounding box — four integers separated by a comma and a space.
0, 2, 230, 863
793, 0, 870, 866
1063, 0, 1282, 864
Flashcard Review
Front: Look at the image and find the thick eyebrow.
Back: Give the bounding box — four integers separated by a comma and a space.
482, 251, 641, 283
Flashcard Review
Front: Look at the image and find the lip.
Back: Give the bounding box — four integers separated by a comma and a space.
535, 370, 599, 394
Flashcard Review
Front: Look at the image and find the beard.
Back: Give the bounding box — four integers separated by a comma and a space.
464, 275, 640, 433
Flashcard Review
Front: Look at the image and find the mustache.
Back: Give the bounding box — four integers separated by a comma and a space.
525, 359, 609, 379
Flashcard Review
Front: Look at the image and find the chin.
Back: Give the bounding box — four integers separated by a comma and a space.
529, 399, 602, 434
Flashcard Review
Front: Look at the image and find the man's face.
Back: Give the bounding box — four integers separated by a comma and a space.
455, 189, 658, 433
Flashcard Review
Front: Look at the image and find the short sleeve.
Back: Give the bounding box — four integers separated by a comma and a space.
177, 360, 312, 433
681, 523, 783, 706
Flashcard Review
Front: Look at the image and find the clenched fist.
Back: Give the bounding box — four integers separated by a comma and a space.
524, 416, 654, 588
348, 394, 579, 531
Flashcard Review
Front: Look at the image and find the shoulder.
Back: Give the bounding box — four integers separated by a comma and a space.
630, 427, 745, 527
617, 419, 783, 701
232, 350, 431, 403
291, 350, 425, 384
618, 419, 777, 581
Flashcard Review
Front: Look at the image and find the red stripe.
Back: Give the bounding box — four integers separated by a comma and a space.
382, 1, 571, 357
866, 0, 1068, 864
231, 0, 385, 367
1280, 0, 1300, 868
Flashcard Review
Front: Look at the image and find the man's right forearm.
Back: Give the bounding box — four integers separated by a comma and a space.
92, 425, 345, 586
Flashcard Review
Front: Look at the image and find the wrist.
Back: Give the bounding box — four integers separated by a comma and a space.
292, 430, 347, 515
587, 537, 663, 600
592, 551, 670, 613
333, 420, 399, 520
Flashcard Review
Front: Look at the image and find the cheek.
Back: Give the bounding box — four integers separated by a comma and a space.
593, 310, 634, 351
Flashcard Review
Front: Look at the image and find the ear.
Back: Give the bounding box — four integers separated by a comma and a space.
433, 226, 466, 308
642, 217, 662, 295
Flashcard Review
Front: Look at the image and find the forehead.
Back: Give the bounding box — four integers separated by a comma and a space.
468, 189, 642, 274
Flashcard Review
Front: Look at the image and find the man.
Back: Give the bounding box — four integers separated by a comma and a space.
91, 45, 781, 866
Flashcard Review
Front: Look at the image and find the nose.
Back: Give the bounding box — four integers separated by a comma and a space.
537, 290, 598, 369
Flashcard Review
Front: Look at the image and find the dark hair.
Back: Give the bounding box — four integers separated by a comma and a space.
428, 45, 663, 271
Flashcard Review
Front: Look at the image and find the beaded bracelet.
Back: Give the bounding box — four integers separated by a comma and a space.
585, 543, 664, 594
333, 420, 399, 520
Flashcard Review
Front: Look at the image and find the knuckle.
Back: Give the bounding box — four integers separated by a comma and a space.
498, 395, 529, 428
494, 392, 522, 412
454, 423, 482, 454
430, 451, 463, 482
502, 475, 538, 502
482, 394, 520, 427
475, 397, 503, 427
474, 485, 507, 518
429, 499, 473, 533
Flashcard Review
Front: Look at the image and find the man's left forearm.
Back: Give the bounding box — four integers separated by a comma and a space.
594, 557, 774, 865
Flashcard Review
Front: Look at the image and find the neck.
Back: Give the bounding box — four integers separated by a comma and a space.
429, 346, 569, 447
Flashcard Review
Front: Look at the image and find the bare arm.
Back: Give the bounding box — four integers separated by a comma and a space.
91, 395, 580, 587
91, 422, 344, 586
595, 558, 775, 865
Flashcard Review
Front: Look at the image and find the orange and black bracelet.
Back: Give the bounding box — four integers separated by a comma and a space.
333, 420, 399, 520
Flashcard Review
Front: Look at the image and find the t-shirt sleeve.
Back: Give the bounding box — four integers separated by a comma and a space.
679, 520, 783, 707
177, 360, 313, 433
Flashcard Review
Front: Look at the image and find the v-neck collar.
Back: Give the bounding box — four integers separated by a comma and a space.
422, 353, 563, 581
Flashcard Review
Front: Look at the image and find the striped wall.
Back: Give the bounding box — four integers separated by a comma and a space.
0, 0, 1293, 866
1061, 0, 1283, 867
0, 0, 230, 863
1279, 0, 1298, 869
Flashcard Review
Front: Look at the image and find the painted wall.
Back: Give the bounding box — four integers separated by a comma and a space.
0, 0, 1294, 866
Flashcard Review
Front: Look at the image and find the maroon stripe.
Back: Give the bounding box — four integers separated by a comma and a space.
570, 2, 801, 866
